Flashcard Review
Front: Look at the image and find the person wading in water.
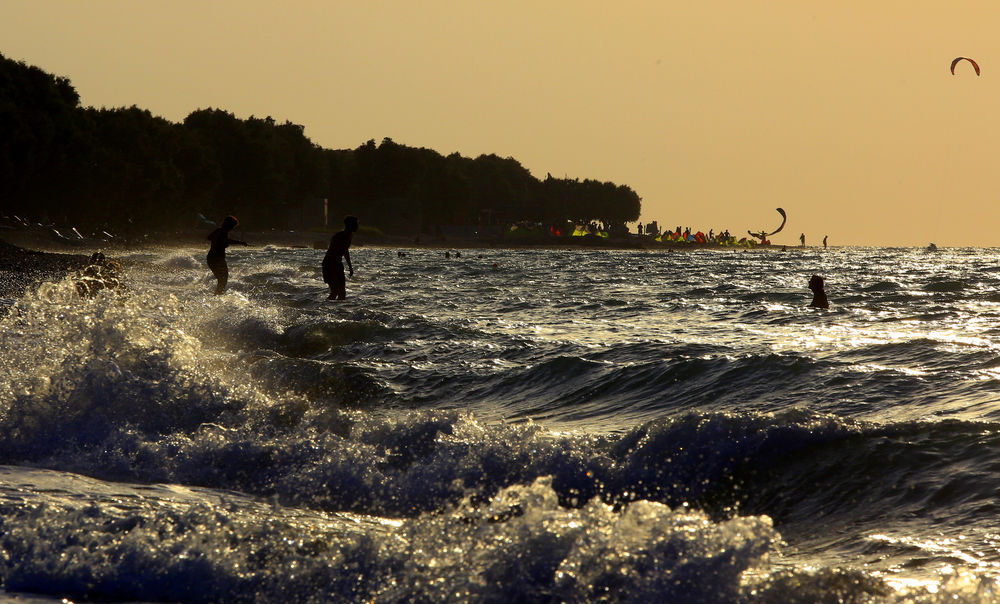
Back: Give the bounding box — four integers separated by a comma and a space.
206, 215, 248, 295
808, 274, 829, 309
323, 215, 359, 300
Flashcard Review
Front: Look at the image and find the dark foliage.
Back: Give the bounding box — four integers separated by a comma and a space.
0, 53, 641, 237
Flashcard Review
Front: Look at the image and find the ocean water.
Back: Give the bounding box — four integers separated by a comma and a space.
2, 244, 1000, 602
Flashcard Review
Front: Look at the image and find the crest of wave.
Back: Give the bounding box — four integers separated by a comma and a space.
0, 278, 274, 459
385, 475, 778, 602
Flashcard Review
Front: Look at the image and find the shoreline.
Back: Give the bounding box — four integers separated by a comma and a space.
0, 229, 951, 303
0, 227, 784, 302
1, 225, 778, 253
0, 239, 91, 301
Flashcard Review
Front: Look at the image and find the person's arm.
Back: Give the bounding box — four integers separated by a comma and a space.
345, 250, 353, 276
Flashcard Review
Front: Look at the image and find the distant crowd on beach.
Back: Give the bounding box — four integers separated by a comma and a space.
638, 221, 739, 245
640, 222, 830, 250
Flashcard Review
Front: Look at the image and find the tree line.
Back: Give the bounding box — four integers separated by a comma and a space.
0, 53, 641, 238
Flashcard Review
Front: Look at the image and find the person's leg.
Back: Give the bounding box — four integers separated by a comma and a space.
332, 267, 346, 299
323, 259, 333, 299
214, 266, 228, 294
210, 258, 228, 294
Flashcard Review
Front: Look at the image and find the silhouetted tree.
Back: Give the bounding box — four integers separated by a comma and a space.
0, 52, 643, 237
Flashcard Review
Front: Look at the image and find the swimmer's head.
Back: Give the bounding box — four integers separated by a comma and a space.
344, 215, 359, 232
221, 216, 239, 230
809, 274, 825, 292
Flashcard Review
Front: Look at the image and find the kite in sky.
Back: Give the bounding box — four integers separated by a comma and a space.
951, 57, 981, 76
748, 208, 786, 243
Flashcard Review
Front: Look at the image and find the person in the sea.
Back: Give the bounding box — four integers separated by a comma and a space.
809, 274, 829, 309
323, 215, 358, 300
800, 233, 806, 247
206, 215, 248, 295
823, 235, 828, 249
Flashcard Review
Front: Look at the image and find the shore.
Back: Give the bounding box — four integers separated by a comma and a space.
0, 239, 90, 300
3, 221, 777, 252
139, 228, 773, 252
0, 225, 779, 301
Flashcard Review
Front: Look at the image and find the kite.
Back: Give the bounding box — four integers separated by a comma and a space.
748, 207, 787, 242
951, 57, 981, 76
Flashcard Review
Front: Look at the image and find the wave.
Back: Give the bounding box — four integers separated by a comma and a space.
1, 412, 997, 601
3, 297, 998, 540
9, 247, 1000, 599
2, 466, 993, 603
608, 411, 1000, 519
5, 276, 989, 440
155, 252, 202, 270
863, 280, 901, 292
0, 465, 784, 603
924, 278, 968, 293
2, 289, 999, 598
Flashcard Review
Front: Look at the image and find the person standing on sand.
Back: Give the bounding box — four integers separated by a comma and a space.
323, 215, 358, 300
206, 215, 248, 295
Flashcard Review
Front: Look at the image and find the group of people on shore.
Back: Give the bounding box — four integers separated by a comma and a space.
206, 215, 358, 300
640, 223, 740, 245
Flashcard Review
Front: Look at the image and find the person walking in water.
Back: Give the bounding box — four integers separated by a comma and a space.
206, 215, 248, 295
808, 274, 829, 309
823, 235, 828, 249
323, 215, 358, 300
800, 233, 806, 247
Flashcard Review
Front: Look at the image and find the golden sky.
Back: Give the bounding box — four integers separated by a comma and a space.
2, 1, 998, 246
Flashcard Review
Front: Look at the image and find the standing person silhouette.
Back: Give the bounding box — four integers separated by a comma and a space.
800, 233, 806, 247
206, 215, 248, 295
823, 235, 828, 249
323, 215, 358, 300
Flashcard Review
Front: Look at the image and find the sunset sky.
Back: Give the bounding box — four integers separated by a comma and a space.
2, 1, 999, 246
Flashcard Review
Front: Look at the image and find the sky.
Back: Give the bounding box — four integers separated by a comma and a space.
2, 1, 999, 246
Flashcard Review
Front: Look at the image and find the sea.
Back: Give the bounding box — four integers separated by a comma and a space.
2, 244, 1000, 602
